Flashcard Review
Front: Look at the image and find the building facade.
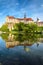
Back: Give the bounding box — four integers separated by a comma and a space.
36, 18, 43, 27
5, 16, 43, 31
5, 15, 34, 31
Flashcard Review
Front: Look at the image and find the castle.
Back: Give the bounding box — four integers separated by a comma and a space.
5, 14, 43, 31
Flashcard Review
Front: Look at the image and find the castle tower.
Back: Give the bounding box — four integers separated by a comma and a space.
36, 18, 40, 27
37, 18, 40, 22
24, 13, 26, 23
36, 18, 40, 24
24, 13, 26, 18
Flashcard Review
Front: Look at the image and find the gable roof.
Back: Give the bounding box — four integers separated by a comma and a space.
7, 16, 15, 19
17, 18, 33, 21
37, 21, 43, 24
7, 16, 33, 21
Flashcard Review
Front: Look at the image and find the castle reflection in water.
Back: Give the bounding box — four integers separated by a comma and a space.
0, 33, 43, 52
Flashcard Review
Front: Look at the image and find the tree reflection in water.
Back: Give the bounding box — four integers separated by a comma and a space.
0, 33, 43, 52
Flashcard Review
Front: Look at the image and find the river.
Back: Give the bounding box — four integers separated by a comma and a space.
0, 33, 43, 65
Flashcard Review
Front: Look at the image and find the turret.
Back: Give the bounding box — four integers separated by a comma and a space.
37, 18, 40, 22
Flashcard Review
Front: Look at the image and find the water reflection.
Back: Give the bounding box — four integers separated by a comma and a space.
0, 33, 43, 65
0, 33, 43, 50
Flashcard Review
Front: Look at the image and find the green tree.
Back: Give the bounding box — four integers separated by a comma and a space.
13, 22, 24, 31
0, 24, 9, 32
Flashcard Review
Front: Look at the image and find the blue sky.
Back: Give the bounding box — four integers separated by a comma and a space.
0, 0, 43, 26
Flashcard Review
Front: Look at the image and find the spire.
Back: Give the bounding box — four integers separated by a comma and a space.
37, 18, 40, 22
37, 18, 39, 21
24, 13, 26, 18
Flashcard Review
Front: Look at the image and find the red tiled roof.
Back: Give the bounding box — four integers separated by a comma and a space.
17, 18, 33, 21
7, 16, 33, 21
37, 22, 43, 24
7, 16, 15, 19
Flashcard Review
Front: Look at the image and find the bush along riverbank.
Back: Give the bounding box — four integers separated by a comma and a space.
0, 22, 43, 34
